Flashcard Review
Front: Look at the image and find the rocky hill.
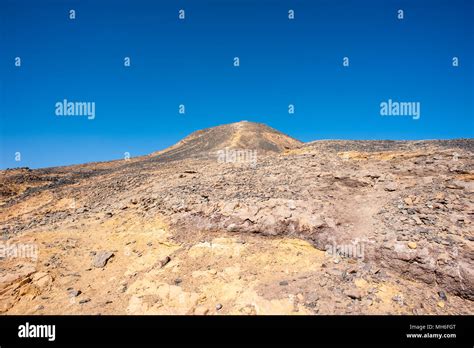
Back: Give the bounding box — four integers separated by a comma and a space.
0, 122, 473, 315
149, 121, 303, 162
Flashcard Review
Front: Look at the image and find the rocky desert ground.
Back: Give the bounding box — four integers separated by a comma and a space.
0, 121, 473, 315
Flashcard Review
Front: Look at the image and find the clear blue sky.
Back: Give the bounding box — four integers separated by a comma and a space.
1, 0, 473, 169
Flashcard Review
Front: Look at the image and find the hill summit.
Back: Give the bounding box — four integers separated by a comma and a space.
151, 121, 303, 161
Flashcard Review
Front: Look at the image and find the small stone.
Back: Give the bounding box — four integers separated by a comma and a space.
158, 256, 171, 268
32, 272, 52, 289
226, 224, 239, 232
437, 301, 445, 308
438, 291, 447, 301
392, 294, 404, 305
404, 197, 413, 206
92, 251, 114, 268
174, 278, 182, 285
412, 216, 423, 225
79, 298, 91, 304
67, 288, 81, 297
344, 289, 362, 300
384, 183, 397, 192
279, 281, 289, 286
216, 303, 223, 310
407, 242, 417, 249
347, 267, 358, 274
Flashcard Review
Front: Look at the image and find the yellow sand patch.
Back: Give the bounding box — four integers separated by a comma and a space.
0, 191, 54, 222
188, 238, 245, 258
337, 151, 430, 161
248, 238, 326, 271
354, 278, 369, 289
456, 173, 474, 181
126, 281, 201, 315
230, 287, 311, 315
